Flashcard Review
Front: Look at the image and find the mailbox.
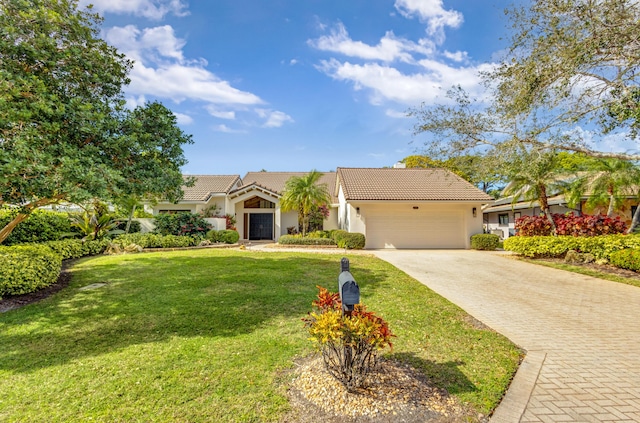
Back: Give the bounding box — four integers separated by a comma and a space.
338, 257, 360, 312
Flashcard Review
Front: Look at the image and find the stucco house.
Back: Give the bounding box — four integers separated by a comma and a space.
152, 167, 493, 249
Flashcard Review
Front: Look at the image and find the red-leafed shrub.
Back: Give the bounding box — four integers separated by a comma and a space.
303, 286, 394, 391
515, 213, 627, 237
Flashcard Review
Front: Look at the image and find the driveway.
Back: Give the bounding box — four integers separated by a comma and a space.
373, 249, 640, 423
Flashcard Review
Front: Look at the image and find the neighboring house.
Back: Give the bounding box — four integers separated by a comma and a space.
335, 168, 492, 249
484, 194, 639, 239
153, 167, 493, 248
153, 172, 339, 241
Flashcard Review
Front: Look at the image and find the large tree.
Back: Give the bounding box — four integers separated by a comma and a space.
280, 170, 331, 236
0, 0, 192, 243
412, 0, 640, 163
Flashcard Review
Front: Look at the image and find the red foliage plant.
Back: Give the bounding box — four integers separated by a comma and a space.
515, 213, 627, 237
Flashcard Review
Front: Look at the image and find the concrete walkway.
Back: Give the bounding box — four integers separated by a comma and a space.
372, 250, 640, 423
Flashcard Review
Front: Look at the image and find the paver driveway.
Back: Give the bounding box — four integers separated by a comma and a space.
373, 250, 640, 423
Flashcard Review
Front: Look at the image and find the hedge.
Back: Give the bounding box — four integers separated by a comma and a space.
0, 245, 62, 298
112, 233, 201, 249
278, 235, 336, 246
42, 239, 110, 260
336, 232, 366, 250
153, 213, 211, 237
503, 234, 640, 260
609, 249, 640, 272
0, 208, 71, 245
205, 229, 240, 244
471, 234, 500, 250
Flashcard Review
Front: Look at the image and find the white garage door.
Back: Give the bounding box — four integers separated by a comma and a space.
365, 207, 465, 249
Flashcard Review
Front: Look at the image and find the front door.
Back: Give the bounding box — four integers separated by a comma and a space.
249, 213, 273, 240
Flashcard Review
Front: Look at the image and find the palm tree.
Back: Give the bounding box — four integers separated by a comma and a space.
565, 158, 640, 217
280, 170, 331, 236
502, 149, 565, 235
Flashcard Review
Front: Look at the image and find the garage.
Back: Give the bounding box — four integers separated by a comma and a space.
364, 205, 466, 249
335, 167, 493, 249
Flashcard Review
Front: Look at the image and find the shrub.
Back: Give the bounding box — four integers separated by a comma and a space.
0, 208, 71, 245
0, 245, 62, 297
303, 286, 394, 391
504, 234, 640, 259
217, 230, 239, 244
609, 249, 640, 272
42, 239, 110, 259
307, 230, 331, 239
205, 229, 219, 242
471, 234, 500, 250
278, 235, 335, 246
113, 233, 200, 249
153, 213, 211, 237
516, 213, 627, 237
336, 232, 366, 250
114, 220, 142, 233
330, 230, 348, 243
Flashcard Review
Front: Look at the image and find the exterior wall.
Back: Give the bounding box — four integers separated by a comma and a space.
323, 207, 339, 231
152, 203, 197, 214
230, 191, 280, 241
344, 201, 483, 249
484, 204, 576, 239
281, 210, 298, 235
134, 217, 226, 233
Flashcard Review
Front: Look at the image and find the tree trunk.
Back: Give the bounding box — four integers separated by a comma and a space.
125, 204, 136, 233
538, 184, 557, 236
0, 212, 30, 244
627, 204, 640, 234
607, 195, 615, 217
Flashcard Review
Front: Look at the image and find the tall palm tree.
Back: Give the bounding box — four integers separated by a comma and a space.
280, 170, 330, 236
502, 149, 565, 235
565, 158, 640, 217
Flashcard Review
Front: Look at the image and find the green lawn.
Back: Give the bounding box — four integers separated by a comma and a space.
0, 249, 521, 422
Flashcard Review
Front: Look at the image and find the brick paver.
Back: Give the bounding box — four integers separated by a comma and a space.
373, 250, 640, 422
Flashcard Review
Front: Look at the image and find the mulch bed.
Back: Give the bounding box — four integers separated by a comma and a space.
280, 356, 484, 423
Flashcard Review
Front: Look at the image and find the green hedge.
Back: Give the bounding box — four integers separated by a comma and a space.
278, 235, 336, 246
113, 233, 201, 249
0, 208, 71, 245
336, 232, 366, 250
609, 249, 640, 272
0, 245, 62, 298
503, 234, 640, 260
42, 239, 110, 260
205, 229, 240, 244
153, 213, 211, 237
471, 234, 500, 250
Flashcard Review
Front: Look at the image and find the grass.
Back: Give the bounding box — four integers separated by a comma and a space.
0, 249, 521, 422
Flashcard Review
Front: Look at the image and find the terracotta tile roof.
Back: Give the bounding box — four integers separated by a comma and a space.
336, 168, 494, 201
241, 171, 338, 202
181, 175, 241, 201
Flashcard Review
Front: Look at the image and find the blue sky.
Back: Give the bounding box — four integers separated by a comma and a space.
80, 0, 517, 176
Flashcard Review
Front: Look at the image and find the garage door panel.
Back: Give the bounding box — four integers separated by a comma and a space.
365, 208, 465, 249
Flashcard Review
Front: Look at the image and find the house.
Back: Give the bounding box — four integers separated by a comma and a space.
335, 168, 492, 249
483, 194, 639, 239
153, 172, 339, 241
152, 167, 493, 248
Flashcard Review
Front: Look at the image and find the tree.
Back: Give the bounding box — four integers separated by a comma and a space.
280, 170, 331, 236
491, 0, 640, 157
501, 149, 567, 235
0, 1, 192, 243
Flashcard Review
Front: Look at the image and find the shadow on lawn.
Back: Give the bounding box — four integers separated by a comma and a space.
388, 351, 477, 396
0, 252, 390, 373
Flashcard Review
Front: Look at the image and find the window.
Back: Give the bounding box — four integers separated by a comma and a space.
498, 213, 509, 226
158, 209, 191, 214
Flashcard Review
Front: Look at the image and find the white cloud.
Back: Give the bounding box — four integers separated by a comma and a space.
256, 109, 294, 128
125, 95, 147, 109
79, 0, 188, 20
174, 112, 193, 125
385, 109, 409, 118
104, 25, 264, 106
394, 0, 463, 41
308, 22, 433, 63
317, 58, 492, 105
214, 124, 246, 134
205, 106, 236, 120
443, 50, 468, 62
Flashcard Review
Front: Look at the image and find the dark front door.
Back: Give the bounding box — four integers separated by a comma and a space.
249, 213, 273, 240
